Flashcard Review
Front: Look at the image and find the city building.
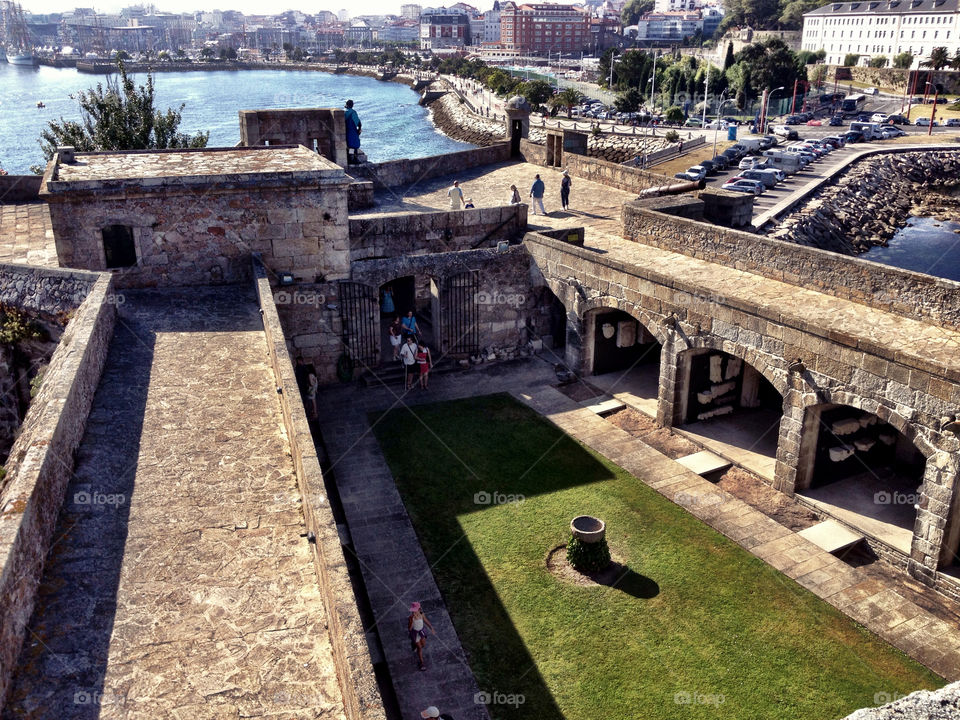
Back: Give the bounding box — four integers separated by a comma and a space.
484, 0, 502, 43
377, 18, 420, 43
420, 5, 472, 49
802, 0, 960, 67
498, 2, 591, 54
401, 3, 422, 19
633, 10, 702, 41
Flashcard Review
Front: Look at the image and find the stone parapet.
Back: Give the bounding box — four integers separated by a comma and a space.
350, 142, 512, 191
0, 270, 115, 709
349, 204, 527, 261
0, 177, 42, 205
622, 201, 960, 332
251, 256, 385, 720
0, 264, 105, 321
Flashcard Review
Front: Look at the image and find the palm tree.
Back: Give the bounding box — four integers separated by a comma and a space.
950, 50, 960, 72
551, 88, 584, 118
921, 46, 950, 70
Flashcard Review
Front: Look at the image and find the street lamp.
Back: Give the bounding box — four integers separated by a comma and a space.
713, 97, 736, 158
701, 66, 710, 128
759, 86, 785, 135
648, 51, 660, 112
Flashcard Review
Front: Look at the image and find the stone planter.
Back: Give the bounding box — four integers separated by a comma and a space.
570, 515, 605, 544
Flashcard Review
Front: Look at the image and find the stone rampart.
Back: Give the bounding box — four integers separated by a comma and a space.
349, 204, 527, 261
251, 256, 385, 720
0, 177, 42, 205
350, 142, 512, 191
523, 230, 960, 586
623, 200, 960, 332
563, 154, 672, 195
0, 270, 115, 709
0, 264, 108, 322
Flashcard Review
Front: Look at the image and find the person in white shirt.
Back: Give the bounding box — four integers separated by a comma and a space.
447, 180, 464, 209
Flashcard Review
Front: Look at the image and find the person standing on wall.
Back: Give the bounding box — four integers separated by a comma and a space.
560, 169, 572, 211
529, 174, 546, 215
448, 180, 464, 210
344, 99, 362, 164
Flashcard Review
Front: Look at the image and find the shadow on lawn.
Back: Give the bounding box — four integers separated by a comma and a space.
373, 393, 661, 719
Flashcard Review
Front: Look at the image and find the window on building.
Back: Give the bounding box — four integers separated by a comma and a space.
102, 225, 137, 268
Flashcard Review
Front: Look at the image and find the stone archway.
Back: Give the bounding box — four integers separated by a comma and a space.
670, 342, 787, 482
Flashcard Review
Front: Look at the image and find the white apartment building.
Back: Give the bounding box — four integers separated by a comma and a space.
802, 0, 960, 68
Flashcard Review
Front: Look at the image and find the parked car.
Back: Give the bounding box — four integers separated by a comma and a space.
722, 178, 764, 195
771, 125, 799, 140
871, 113, 889, 123
843, 130, 866, 143
821, 135, 845, 148
674, 165, 707, 181
880, 126, 907, 137
739, 169, 778, 188
759, 135, 778, 150
864, 86, 879, 95
886, 114, 909, 125
739, 156, 760, 170
699, 159, 717, 175
784, 115, 803, 125
946, 118, 960, 127
722, 116, 741, 125
711, 154, 729, 169
806, 119, 822, 126
683, 117, 703, 127
914, 117, 938, 126
828, 114, 845, 127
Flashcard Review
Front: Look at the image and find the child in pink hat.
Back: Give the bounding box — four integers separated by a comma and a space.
408, 601, 435, 671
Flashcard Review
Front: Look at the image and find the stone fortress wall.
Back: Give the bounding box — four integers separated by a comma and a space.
0, 267, 116, 706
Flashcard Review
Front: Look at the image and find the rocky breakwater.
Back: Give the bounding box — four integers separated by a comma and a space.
768, 150, 960, 254
427, 88, 506, 146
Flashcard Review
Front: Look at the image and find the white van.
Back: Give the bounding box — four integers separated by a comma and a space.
762, 150, 803, 173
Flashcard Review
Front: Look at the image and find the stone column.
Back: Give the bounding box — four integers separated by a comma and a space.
911, 450, 959, 584
774, 381, 810, 494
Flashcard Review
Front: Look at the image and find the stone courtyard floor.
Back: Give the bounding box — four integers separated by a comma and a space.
4, 286, 345, 719
354, 160, 635, 240
0, 203, 58, 267
317, 358, 960, 720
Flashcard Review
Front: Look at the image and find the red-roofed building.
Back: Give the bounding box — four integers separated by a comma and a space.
499, 2, 591, 53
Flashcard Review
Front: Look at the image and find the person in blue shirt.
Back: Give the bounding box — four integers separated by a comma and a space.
529, 174, 546, 215
344, 99, 362, 164
401, 310, 420, 341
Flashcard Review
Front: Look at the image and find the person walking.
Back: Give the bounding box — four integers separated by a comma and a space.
381, 285, 395, 315
388, 316, 402, 361
408, 601, 435, 670
509, 184, 522, 204
306, 371, 318, 420
560, 170, 572, 211
400, 337, 418, 390
417, 343, 432, 389
401, 310, 420, 342
529, 174, 546, 215
448, 180, 464, 210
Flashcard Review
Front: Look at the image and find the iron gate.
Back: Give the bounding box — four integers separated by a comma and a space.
442, 271, 479, 355
337, 281, 379, 369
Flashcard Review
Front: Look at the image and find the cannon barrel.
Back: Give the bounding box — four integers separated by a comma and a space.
637, 179, 706, 198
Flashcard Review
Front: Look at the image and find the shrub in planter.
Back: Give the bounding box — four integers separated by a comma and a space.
567, 535, 611, 572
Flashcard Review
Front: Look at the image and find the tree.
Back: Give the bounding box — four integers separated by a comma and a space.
35, 60, 208, 170
951, 50, 960, 72
723, 42, 735, 71
843, 53, 861, 67
219, 46, 237, 60
115, 50, 129, 61
869, 56, 888, 68
621, 0, 654, 25
174, 48, 185, 59
157, 50, 171, 62
614, 88, 643, 113
519, 79, 553, 105
893, 51, 914, 69
550, 88, 584, 117
664, 105, 685, 124
728, 38, 804, 103
921, 46, 950, 70
200, 46, 215, 60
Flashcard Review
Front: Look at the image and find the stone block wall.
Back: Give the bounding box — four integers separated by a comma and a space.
0, 177, 42, 205
349, 142, 512, 191
349, 204, 527, 261
251, 257, 385, 720
622, 202, 960, 331
523, 231, 960, 589
239, 108, 348, 167
0, 264, 108, 322
273, 282, 344, 385
45, 183, 350, 289
0, 272, 115, 708
563, 154, 672, 195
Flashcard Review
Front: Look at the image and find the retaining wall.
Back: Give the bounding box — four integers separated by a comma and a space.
0, 177, 42, 204
0, 269, 115, 709
351, 143, 512, 191
349, 204, 527, 261
251, 255, 385, 720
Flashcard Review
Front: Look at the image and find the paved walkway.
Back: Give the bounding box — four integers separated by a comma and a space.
0, 203, 57, 267
317, 359, 960, 720
3, 287, 345, 719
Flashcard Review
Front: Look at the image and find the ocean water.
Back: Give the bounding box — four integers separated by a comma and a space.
0, 63, 473, 174
864, 216, 960, 282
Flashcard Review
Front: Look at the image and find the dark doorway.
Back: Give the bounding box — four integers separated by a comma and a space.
511, 119, 523, 157
443, 271, 479, 355
380, 276, 415, 319
591, 310, 660, 376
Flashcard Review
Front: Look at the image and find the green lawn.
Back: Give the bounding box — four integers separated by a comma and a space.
372, 394, 943, 720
